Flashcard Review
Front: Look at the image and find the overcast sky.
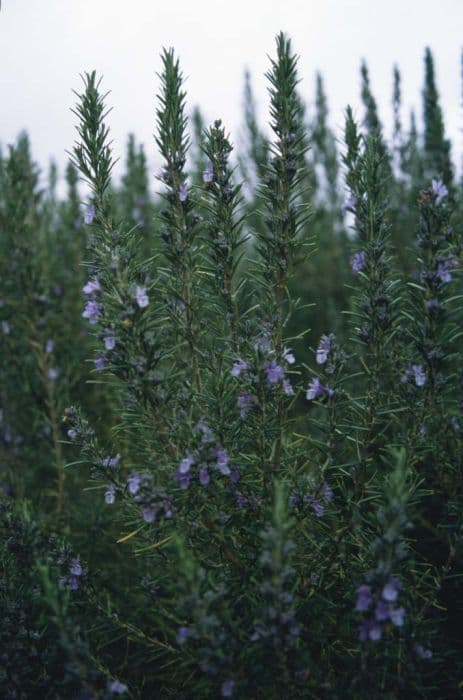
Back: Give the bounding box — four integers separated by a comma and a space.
1, 0, 462, 188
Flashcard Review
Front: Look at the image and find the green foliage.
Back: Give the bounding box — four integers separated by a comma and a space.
1, 32, 463, 700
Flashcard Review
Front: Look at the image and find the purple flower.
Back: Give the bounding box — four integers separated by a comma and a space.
236, 493, 247, 508
179, 182, 189, 202
203, 162, 214, 184
102, 453, 121, 469
1, 320, 11, 335
342, 193, 357, 216
412, 364, 426, 387
196, 420, 213, 442
199, 466, 210, 486
355, 585, 373, 612
382, 577, 400, 602
127, 472, 142, 495
94, 353, 106, 371
316, 335, 331, 365
70, 558, 83, 577
306, 377, 325, 401
47, 368, 59, 381
135, 285, 149, 309
177, 626, 191, 644
230, 467, 240, 483
82, 279, 101, 297
108, 680, 128, 695
401, 364, 426, 387
105, 485, 116, 504
310, 499, 324, 517
67, 428, 77, 440
215, 447, 230, 475
104, 333, 116, 350
322, 481, 333, 502
431, 178, 448, 205
389, 606, 405, 627
84, 204, 96, 224
45, 339, 54, 353
351, 251, 366, 273
436, 260, 454, 283
231, 358, 248, 377
142, 506, 156, 523
374, 600, 390, 622
414, 643, 433, 660
282, 378, 294, 396
82, 300, 102, 324
265, 361, 285, 385
368, 623, 383, 641
237, 392, 253, 419
179, 453, 194, 475
359, 620, 382, 642
68, 576, 80, 591
283, 347, 295, 364
221, 679, 235, 698
176, 472, 191, 490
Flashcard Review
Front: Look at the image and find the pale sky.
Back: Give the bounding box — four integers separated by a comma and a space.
1, 0, 462, 187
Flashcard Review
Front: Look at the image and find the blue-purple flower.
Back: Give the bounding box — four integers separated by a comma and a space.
203, 162, 214, 184
142, 506, 156, 523
316, 335, 331, 365
431, 178, 448, 205
127, 472, 142, 495
401, 364, 426, 387
382, 577, 400, 602
95, 353, 106, 371
104, 332, 116, 350
104, 484, 116, 504
107, 680, 128, 695
221, 679, 235, 698
177, 626, 191, 644
135, 285, 149, 309
100, 453, 121, 469
82, 278, 101, 297
351, 251, 366, 274
237, 392, 253, 419
231, 358, 248, 377
84, 203, 96, 224
436, 259, 455, 283
355, 585, 373, 612
215, 447, 230, 475
82, 300, 102, 324
306, 377, 334, 401
265, 361, 285, 385
283, 347, 295, 364
342, 193, 357, 216
1, 320, 11, 335
179, 182, 189, 202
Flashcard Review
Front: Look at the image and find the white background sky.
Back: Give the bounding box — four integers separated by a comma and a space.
1, 0, 462, 188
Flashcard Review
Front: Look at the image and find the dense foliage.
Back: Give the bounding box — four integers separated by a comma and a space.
1, 33, 463, 698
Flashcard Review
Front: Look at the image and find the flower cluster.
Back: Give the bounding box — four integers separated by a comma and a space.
82, 277, 102, 325
57, 550, 85, 592
176, 580, 237, 698
356, 576, 405, 642
231, 342, 295, 418
289, 474, 333, 518
125, 471, 173, 523
306, 376, 334, 401
176, 421, 237, 490
401, 363, 426, 387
